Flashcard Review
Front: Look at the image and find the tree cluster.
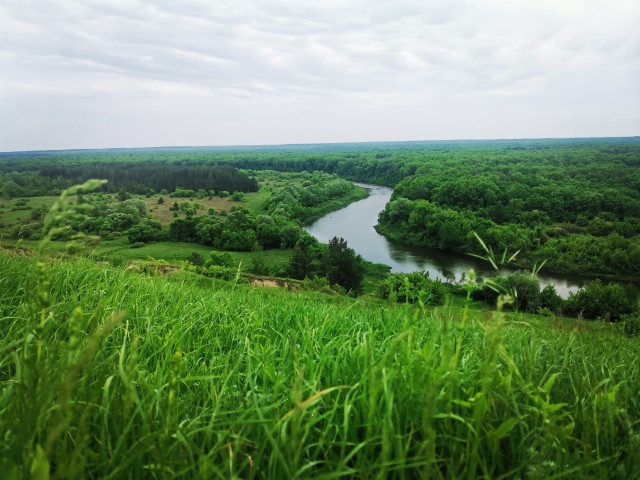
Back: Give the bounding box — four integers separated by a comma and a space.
472, 272, 637, 320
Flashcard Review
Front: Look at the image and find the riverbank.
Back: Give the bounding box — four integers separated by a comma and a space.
306, 183, 607, 298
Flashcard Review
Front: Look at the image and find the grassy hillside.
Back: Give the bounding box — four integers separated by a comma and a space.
1, 252, 639, 479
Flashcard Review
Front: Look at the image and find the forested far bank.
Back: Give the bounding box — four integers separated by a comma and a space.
376, 148, 640, 277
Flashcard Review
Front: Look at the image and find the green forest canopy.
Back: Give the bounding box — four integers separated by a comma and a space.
1, 137, 639, 278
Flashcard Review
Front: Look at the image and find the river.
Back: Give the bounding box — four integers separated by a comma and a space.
305, 183, 591, 298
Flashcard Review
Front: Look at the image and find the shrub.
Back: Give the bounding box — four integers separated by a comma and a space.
187, 251, 204, 267
250, 255, 269, 275
566, 280, 634, 321
379, 272, 446, 305
620, 313, 640, 337
206, 251, 235, 268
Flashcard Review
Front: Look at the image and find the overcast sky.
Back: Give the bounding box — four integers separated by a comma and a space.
1, 0, 638, 151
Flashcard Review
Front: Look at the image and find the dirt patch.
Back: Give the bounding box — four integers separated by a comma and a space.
0, 245, 34, 257
251, 278, 289, 288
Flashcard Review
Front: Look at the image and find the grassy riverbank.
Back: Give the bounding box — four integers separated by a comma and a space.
1, 252, 639, 478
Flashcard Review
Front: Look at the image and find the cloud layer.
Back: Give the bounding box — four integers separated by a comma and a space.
1, 0, 638, 150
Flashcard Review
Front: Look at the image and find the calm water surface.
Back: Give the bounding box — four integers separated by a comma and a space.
306, 184, 591, 297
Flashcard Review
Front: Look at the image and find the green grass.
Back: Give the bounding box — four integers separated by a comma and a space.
0, 196, 58, 228
1, 252, 639, 479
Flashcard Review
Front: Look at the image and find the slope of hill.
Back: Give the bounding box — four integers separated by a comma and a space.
1, 252, 638, 478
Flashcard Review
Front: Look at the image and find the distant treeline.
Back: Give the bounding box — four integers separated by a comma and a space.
0, 162, 258, 197
39, 162, 258, 195
2, 138, 639, 187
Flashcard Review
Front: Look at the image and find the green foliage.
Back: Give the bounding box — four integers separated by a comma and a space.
250, 254, 269, 275
506, 271, 541, 313
263, 172, 367, 224
321, 236, 364, 294
126, 219, 162, 244
566, 279, 635, 321
620, 312, 640, 337
229, 191, 246, 202
170, 187, 196, 198
187, 251, 204, 266
539, 284, 564, 314
279, 224, 302, 249
474, 271, 543, 313
287, 243, 315, 279
206, 250, 235, 268
379, 271, 446, 305
117, 187, 129, 201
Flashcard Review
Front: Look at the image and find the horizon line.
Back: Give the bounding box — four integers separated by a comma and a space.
2, 135, 639, 155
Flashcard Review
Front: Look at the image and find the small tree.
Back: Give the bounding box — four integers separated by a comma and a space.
321, 237, 364, 294
117, 187, 129, 202
187, 251, 204, 266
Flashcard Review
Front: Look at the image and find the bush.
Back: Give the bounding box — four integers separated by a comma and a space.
65, 240, 85, 254
567, 280, 634, 321
201, 265, 243, 281
170, 188, 196, 198
250, 255, 269, 275
187, 251, 204, 267
474, 271, 540, 312
206, 251, 235, 268
506, 271, 540, 313
540, 284, 564, 314
620, 313, 640, 337
379, 272, 446, 305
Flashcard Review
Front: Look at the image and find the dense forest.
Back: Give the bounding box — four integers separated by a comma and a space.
376, 151, 640, 277
0, 162, 258, 196
2, 138, 639, 279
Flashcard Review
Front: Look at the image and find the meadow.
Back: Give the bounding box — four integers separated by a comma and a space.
1, 251, 639, 479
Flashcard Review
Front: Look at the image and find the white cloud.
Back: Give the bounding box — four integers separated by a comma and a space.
0, 0, 638, 150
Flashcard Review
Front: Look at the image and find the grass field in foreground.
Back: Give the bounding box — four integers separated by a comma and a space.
1, 252, 639, 479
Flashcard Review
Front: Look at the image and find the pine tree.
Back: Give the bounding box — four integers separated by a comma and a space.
321, 237, 364, 294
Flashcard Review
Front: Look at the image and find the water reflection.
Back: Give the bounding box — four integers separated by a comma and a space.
305, 183, 593, 298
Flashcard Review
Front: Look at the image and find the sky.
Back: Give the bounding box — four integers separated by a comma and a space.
0, 0, 639, 152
